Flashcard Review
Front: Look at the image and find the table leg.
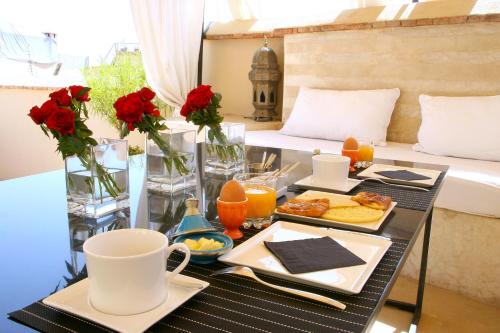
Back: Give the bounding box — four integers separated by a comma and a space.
386, 208, 433, 332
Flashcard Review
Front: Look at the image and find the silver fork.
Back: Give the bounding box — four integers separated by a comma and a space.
359, 177, 430, 192
211, 266, 346, 310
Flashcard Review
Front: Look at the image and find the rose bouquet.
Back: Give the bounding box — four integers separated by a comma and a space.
113, 87, 189, 175
28, 86, 122, 199
181, 85, 243, 164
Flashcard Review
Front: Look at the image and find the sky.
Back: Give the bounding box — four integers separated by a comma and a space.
0, 0, 138, 59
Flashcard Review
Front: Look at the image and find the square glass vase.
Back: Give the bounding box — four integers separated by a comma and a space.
205, 122, 245, 175
146, 128, 197, 193
65, 138, 129, 218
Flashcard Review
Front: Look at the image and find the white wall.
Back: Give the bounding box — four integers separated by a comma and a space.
0, 87, 143, 180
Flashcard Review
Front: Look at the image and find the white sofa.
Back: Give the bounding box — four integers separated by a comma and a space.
246, 130, 500, 306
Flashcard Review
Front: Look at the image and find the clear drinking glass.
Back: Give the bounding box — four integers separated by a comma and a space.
233, 172, 277, 229
146, 128, 197, 193
65, 138, 129, 218
358, 140, 375, 162
205, 122, 245, 175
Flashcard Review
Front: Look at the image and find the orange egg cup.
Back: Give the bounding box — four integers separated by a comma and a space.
342, 149, 359, 172
217, 197, 248, 239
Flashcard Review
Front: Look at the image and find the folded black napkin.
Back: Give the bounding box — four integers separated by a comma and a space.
375, 170, 431, 181
264, 237, 366, 274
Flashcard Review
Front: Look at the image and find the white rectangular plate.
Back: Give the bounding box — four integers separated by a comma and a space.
294, 175, 362, 194
219, 221, 392, 294
275, 191, 397, 232
274, 191, 398, 232
357, 164, 441, 188
43, 274, 209, 333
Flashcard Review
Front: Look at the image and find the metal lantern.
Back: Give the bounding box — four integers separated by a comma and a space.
248, 37, 281, 121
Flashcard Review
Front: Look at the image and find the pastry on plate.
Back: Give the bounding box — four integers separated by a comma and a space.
277, 198, 329, 217
322, 206, 384, 223
296, 191, 359, 208
351, 192, 392, 210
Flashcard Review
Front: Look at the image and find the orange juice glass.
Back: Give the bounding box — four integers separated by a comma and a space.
358, 142, 374, 162
233, 173, 277, 229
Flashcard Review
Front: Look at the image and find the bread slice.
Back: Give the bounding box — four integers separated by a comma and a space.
296, 191, 359, 208
351, 192, 392, 210
322, 206, 384, 223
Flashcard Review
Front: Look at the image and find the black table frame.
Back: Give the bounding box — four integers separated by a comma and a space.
384, 207, 433, 333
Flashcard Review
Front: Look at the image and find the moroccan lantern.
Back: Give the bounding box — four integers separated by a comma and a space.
248, 37, 281, 121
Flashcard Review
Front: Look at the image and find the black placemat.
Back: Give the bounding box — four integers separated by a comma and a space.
9, 224, 409, 333
264, 237, 366, 274
288, 170, 445, 211
374, 170, 431, 181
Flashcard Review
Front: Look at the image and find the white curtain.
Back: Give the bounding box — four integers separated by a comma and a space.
130, 0, 204, 114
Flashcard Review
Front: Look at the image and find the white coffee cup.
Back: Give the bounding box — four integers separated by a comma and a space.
83, 228, 190, 315
312, 154, 350, 189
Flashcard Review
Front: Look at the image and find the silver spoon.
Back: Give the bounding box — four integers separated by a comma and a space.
211, 266, 346, 310
359, 177, 430, 192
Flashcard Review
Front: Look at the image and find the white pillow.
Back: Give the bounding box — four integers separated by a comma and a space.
414, 94, 500, 162
280, 87, 400, 145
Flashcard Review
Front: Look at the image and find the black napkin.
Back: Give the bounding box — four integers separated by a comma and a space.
264, 237, 366, 274
375, 170, 431, 181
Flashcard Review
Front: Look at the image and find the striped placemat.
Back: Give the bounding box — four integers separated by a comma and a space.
9, 226, 408, 333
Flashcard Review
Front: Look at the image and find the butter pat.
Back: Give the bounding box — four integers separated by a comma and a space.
184, 237, 224, 251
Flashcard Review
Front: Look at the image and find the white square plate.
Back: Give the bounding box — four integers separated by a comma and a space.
357, 164, 441, 188
219, 221, 392, 294
43, 274, 209, 333
294, 175, 362, 193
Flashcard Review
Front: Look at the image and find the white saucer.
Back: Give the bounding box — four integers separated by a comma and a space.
43, 274, 209, 333
294, 175, 362, 193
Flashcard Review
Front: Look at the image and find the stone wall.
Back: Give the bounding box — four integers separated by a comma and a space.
283, 22, 500, 143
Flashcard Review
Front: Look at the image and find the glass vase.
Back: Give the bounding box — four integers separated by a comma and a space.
65, 138, 129, 218
205, 122, 245, 175
146, 128, 197, 193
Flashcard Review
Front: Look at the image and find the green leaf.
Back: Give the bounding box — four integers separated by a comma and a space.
77, 127, 93, 138
82, 103, 89, 119
40, 125, 50, 138
58, 136, 87, 158
86, 137, 98, 146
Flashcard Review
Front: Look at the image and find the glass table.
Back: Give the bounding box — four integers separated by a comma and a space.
0, 145, 448, 333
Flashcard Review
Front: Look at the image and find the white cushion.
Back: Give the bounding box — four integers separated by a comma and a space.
415, 94, 500, 162
246, 130, 500, 218
280, 87, 400, 145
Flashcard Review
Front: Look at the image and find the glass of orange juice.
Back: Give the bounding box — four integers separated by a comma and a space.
358, 141, 374, 162
233, 172, 277, 229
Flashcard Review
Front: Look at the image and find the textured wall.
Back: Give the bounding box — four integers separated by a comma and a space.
0, 88, 144, 180
403, 207, 500, 306
283, 22, 500, 143
202, 38, 285, 119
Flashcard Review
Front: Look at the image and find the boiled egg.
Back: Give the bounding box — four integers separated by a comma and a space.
219, 180, 246, 202
343, 137, 359, 150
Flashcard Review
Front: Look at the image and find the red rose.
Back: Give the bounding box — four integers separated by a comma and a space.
113, 92, 144, 131
186, 85, 214, 109
46, 107, 75, 135
28, 99, 57, 124
138, 87, 155, 101
143, 100, 160, 117
69, 85, 90, 102
49, 88, 72, 106
180, 102, 193, 117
